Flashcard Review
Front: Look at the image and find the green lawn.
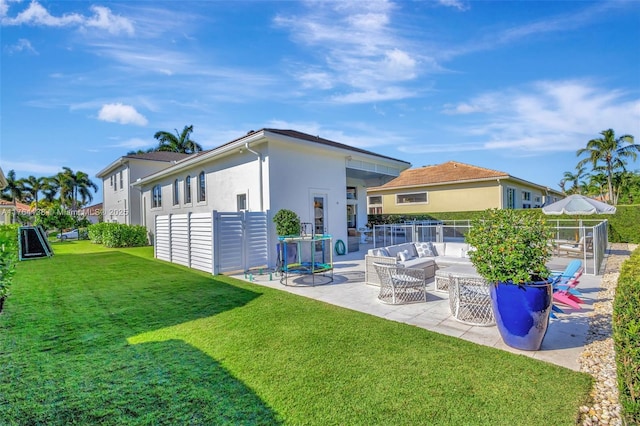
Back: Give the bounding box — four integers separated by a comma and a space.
1, 241, 592, 425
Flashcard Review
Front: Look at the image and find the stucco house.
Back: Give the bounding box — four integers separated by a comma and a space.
130, 128, 410, 262
96, 152, 191, 224
366, 161, 564, 214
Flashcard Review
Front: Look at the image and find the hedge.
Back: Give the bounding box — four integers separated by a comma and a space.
613, 246, 640, 424
88, 223, 149, 248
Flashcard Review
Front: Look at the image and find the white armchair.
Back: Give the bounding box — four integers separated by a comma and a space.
373, 263, 427, 304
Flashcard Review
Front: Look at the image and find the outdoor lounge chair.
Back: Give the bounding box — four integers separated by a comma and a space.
373, 263, 427, 305
556, 235, 593, 257
550, 260, 584, 311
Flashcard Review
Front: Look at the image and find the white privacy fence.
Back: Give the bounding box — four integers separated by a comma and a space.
154, 211, 269, 275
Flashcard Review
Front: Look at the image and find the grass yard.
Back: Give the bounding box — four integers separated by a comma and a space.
0, 241, 592, 425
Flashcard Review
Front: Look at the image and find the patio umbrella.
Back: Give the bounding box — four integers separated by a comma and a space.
542, 194, 616, 215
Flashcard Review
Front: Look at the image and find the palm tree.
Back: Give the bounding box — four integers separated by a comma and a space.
561, 166, 586, 195
577, 129, 638, 204
20, 175, 45, 210
0, 170, 23, 202
59, 167, 98, 210
153, 125, 203, 154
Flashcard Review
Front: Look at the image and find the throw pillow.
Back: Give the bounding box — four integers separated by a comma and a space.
415, 242, 435, 257
398, 249, 412, 262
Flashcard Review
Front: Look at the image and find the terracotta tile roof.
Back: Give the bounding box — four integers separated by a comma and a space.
0, 200, 34, 212
374, 161, 509, 189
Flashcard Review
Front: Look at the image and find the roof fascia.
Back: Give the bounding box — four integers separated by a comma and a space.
264, 130, 410, 168
96, 157, 128, 178
132, 130, 267, 187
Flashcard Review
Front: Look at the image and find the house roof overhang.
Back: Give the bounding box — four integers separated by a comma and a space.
131, 129, 411, 187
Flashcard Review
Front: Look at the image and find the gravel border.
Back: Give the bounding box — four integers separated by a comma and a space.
577, 243, 637, 426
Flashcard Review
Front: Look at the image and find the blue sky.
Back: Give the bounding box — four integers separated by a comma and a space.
1, 0, 639, 206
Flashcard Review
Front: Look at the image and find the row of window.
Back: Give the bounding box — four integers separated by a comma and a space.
109, 171, 124, 191
368, 192, 428, 206
152, 172, 206, 209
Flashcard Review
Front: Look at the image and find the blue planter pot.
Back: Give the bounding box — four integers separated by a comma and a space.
490, 281, 553, 351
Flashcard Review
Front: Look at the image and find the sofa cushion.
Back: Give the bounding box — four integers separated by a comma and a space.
435, 256, 472, 266
398, 249, 415, 262
371, 247, 391, 257
387, 243, 416, 259
415, 242, 435, 258
444, 242, 470, 258
432, 242, 445, 256
402, 257, 435, 269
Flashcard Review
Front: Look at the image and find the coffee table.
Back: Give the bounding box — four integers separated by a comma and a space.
434, 264, 480, 292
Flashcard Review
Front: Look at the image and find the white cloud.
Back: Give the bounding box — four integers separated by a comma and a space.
6, 38, 37, 54
1, 1, 134, 35
274, 1, 423, 103
108, 137, 153, 149
437, 0, 469, 11
332, 87, 416, 104
98, 103, 148, 126
84, 6, 134, 36
443, 80, 640, 153
1, 160, 62, 175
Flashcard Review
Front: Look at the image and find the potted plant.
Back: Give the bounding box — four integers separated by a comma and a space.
272, 209, 301, 237
0, 225, 19, 314
465, 209, 554, 351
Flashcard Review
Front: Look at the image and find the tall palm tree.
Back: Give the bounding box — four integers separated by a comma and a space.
19, 175, 45, 210
59, 167, 98, 210
153, 125, 203, 154
577, 129, 638, 204
0, 170, 23, 202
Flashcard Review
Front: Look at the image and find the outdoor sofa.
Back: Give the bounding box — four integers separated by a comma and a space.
364, 241, 474, 286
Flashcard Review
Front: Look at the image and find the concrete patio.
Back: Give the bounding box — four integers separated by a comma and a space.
232, 243, 605, 371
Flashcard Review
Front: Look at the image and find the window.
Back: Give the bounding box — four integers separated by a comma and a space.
506, 188, 516, 209
368, 207, 382, 214
173, 179, 179, 206
109, 176, 113, 187
198, 171, 206, 202
152, 185, 162, 208
346, 186, 357, 200
113, 174, 117, 191
522, 191, 531, 201
119, 171, 123, 190
184, 176, 192, 204
368, 195, 382, 205
396, 192, 427, 204
237, 193, 247, 211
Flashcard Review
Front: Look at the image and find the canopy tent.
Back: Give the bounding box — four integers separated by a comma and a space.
542, 194, 616, 216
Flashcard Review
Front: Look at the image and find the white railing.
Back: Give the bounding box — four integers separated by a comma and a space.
372, 219, 609, 275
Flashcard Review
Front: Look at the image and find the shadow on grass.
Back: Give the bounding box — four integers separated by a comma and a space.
2, 249, 282, 424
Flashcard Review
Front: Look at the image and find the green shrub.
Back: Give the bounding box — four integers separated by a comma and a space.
0, 224, 19, 301
88, 222, 109, 244
89, 223, 148, 248
273, 209, 300, 237
613, 246, 640, 424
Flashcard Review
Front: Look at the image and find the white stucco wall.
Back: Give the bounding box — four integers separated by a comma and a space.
101, 159, 183, 225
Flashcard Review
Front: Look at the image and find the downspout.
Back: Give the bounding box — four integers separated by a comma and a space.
244, 142, 264, 211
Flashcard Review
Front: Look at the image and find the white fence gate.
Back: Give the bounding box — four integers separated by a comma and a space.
154, 211, 269, 275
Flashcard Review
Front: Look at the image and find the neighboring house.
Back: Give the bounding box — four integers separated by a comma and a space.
131, 128, 410, 260
80, 202, 103, 224
366, 161, 564, 214
96, 152, 191, 224
0, 200, 33, 224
